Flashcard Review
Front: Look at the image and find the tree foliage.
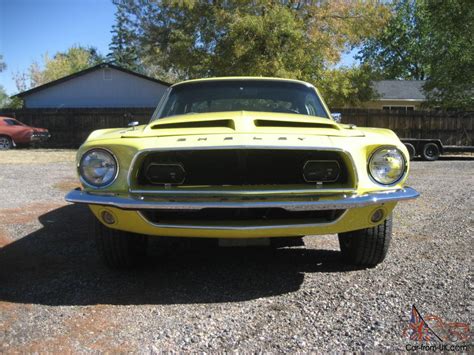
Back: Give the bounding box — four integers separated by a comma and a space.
107, 0, 141, 71
0, 55, 22, 108
109, 0, 390, 105
358, 0, 473, 109
422, 0, 474, 109
357, 0, 428, 80
13, 45, 104, 91
0, 54, 6, 73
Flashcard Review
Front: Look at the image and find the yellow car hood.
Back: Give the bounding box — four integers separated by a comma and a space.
121, 111, 365, 138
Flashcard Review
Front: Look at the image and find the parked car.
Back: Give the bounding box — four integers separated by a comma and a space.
0, 116, 51, 150
66, 77, 419, 269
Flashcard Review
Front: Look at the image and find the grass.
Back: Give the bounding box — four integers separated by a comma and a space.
0, 149, 77, 164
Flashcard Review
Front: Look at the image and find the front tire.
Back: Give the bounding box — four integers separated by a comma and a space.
0, 136, 12, 150
338, 216, 392, 267
94, 220, 148, 269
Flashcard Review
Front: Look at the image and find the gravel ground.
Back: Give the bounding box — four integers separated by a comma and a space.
0, 150, 472, 352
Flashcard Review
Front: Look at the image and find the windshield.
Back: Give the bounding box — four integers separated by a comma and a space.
155, 80, 329, 119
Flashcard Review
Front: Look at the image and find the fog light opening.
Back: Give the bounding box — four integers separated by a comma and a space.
370, 208, 385, 223
101, 210, 116, 225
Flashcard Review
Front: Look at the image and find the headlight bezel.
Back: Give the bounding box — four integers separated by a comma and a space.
78, 148, 119, 189
367, 146, 407, 186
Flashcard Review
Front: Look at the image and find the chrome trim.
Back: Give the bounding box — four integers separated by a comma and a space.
136, 210, 348, 231
129, 187, 356, 196
127, 145, 359, 192
78, 148, 120, 190
65, 187, 419, 211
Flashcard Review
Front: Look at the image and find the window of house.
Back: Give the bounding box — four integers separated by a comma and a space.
382, 106, 415, 112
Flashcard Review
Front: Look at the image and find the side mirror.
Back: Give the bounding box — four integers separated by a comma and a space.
128, 121, 139, 130
331, 113, 342, 123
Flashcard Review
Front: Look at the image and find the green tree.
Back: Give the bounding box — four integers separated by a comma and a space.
110, 0, 389, 103
14, 45, 104, 91
0, 54, 6, 72
357, 0, 428, 80
358, 0, 473, 109
0, 55, 22, 108
107, 0, 141, 71
0, 86, 10, 108
422, 0, 474, 109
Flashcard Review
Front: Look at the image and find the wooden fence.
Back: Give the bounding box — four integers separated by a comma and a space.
0, 107, 472, 148
334, 108, 473, 147
0, 108, 154, 148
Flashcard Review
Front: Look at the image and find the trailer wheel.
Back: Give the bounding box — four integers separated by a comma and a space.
404, 143, 416, 160
422, 143, 440, 161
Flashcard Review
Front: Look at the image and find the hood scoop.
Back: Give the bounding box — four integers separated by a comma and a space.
254, 119, 340, 130
150, 119, 235, 130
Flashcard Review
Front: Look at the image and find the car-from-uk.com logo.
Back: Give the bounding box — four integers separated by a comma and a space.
402, 305, 471, 352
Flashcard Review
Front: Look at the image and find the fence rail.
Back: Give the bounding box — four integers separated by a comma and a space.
0, 108, 472, 148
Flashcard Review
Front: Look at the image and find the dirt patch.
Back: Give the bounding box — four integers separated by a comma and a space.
0, 228, 11, 248
0, 202, 66, 226
0, 149, 76, 164
7, 306, 133, 353
53, 179, 80, 192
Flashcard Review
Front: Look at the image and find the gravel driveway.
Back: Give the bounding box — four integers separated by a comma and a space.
0, 150, 472, 352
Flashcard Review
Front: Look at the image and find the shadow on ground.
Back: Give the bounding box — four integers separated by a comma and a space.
0, 204, 355, 306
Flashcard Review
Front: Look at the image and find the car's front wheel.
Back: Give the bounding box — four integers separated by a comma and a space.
338, 215, 392, 267
0, 136, 12, 150
94, 220, 148, 269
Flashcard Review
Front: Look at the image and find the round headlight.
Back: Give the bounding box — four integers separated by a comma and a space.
79, 148, 118, 188
368, 147, 406, 185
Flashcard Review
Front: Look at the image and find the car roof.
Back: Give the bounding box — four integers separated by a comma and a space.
171, 76, 314, 88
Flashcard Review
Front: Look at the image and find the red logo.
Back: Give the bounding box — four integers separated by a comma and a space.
403, 305, 470, 342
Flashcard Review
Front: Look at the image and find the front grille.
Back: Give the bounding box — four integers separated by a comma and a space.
141, 208, 345, 223
32, 132, 50, 138
135, 149, 353, 187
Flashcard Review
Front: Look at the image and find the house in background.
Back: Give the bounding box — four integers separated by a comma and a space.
363, 80, 427, 112
14, 63, 170, 108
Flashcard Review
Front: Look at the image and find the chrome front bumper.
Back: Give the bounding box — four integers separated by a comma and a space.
65, 187, 419, 211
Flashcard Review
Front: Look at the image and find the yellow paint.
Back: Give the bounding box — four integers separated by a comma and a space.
89, 203, 397, 238
75, 77, 412, 238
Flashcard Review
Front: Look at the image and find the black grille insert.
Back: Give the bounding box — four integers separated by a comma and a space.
141, 208, 345, 223
136, 149, 352, 187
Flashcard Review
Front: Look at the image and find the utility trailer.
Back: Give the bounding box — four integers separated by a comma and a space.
401, 138, 474, 161
332, 108, 473, 162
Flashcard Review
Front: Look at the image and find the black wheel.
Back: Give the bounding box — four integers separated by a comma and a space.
94, 220, 148, 269
338, 215, 392, 267
404, 143, 416, 160
421, 142, 440, 161
0, 136, 12, 150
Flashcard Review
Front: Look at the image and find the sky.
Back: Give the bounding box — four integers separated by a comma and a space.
0, 0, 115, 95
0, 0, 358, 96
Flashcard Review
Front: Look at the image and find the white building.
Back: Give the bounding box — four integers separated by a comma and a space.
15, 63, 170, 108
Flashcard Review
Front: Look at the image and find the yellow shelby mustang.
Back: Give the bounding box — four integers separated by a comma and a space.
66, 77, 419, 269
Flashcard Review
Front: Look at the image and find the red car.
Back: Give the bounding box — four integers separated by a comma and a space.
0, 116, 50, 150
